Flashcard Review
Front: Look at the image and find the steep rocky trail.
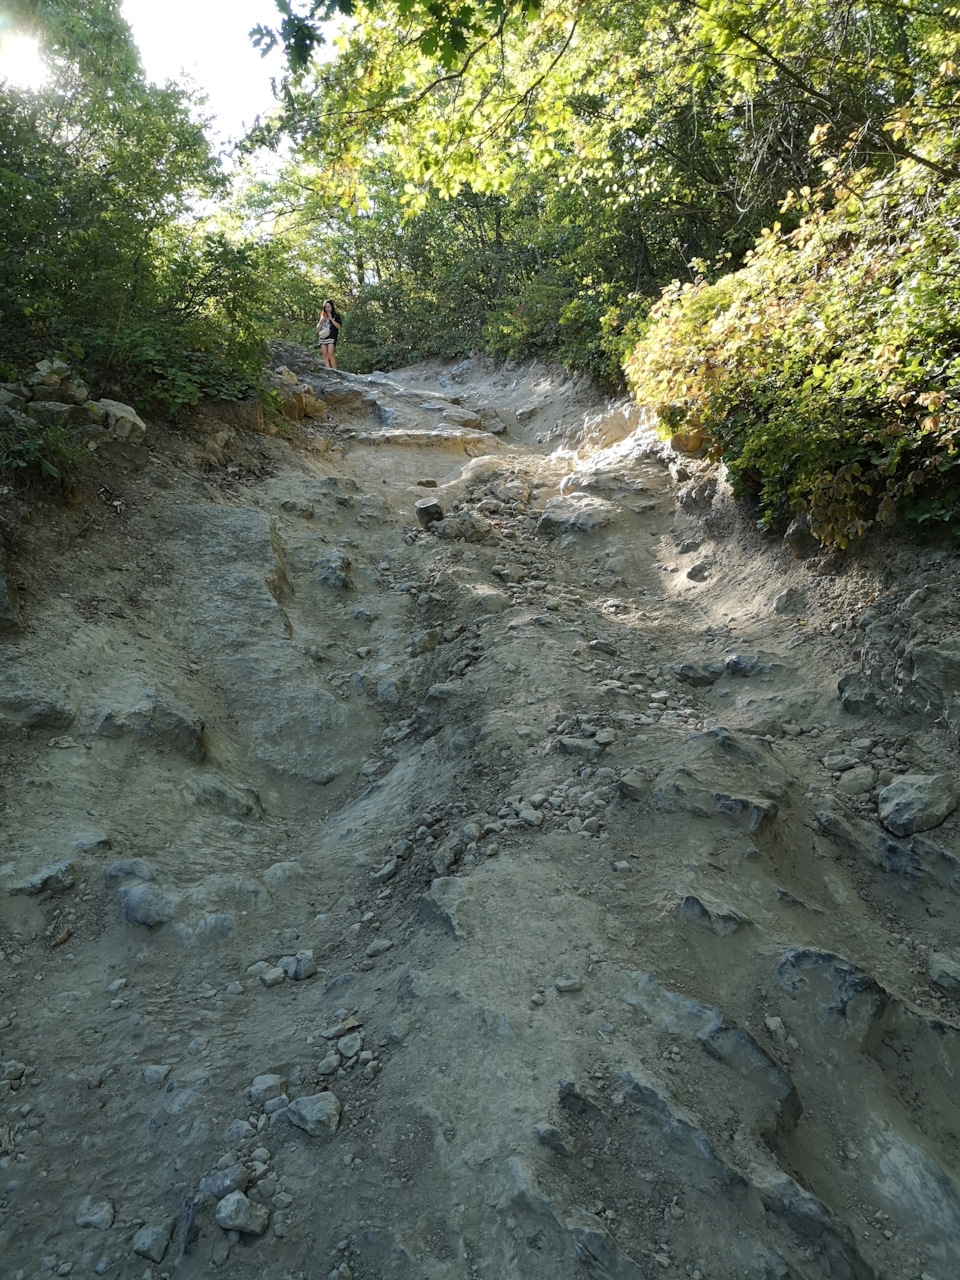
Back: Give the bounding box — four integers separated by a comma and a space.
1, 350, 959, 1280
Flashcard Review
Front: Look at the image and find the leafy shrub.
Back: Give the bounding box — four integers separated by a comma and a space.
626, 127, 960, 545
0, 409, 76, 482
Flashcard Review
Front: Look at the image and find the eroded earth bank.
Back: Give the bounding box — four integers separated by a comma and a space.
2, 348, 960, 1280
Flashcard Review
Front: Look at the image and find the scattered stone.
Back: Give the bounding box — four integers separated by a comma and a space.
837, 765, 876, 796
555, 976, 583, 993
200, 1165, 250, 1200
279, 951, 317, 981
287, 1091, 341, 1138
617, 772, 644, 800
131, 1222, 172, 1263
365, 938, 394, 957
317, 1052, 341, 1075
416, 478, 438, 488
250, 1074, 286, 1105
214, 1191, 269, 1235
259, 966, 287, 988
877, 773, 957, 836
75, 1197, 115, 1230
823, 749, 860, 772
371, 858, 398, 884
415, 497, 445, 527
337, 1032, 363, 1058
142, 1065, 171, 1085
225, 1119, 256, 1142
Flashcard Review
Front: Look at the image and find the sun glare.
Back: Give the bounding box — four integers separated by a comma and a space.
0, 32, 49, 91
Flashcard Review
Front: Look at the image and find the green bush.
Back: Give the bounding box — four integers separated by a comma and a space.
626, 124, 960, 545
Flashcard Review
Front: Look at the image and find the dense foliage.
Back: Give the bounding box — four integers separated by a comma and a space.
627, 117, 960, 545
0, 0, 320, 421
253, 0, 959, 385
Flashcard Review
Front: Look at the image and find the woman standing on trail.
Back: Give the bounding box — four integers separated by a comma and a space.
316, 299, 342, 370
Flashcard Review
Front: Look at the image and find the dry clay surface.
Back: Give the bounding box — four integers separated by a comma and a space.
1, 349, 960, 1280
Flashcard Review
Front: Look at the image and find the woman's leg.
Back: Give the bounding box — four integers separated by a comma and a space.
329, 346, 338, 371
321, 344, 333, 368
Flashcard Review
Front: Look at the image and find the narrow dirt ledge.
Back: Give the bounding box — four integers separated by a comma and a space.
1, 349, 958, 1280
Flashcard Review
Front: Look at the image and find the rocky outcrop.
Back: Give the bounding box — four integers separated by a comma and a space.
1, 358, 150, 467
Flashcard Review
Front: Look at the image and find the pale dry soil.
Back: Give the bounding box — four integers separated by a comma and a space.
1, 350, 959, 1280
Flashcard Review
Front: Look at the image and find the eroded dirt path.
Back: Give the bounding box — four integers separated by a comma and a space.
1, 349, 959, 1280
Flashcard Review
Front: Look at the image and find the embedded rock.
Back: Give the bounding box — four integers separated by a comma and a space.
75, 1197, 115, 1230
538, 494, 618, 534
927, 950, 960, 996
131, 1221, 172, 1263
287, 1091, 341, 1138
8, 861, 75, 897
775, 947, 886, 1046
418, 877, 468, 938
118, 882, 180, 927
0, 673, 73, 730
877, 773, 957, 837
214, 1190, 269, 1235
654, 726, 789, 832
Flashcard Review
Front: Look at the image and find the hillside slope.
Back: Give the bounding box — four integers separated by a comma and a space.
1, 349, 959, 1280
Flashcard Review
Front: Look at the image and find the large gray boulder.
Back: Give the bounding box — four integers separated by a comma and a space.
118, 882, 179, 927
214, 1191, 269, 1235
538, 494, 618, 534
877, 773, 957, 836
92, 398, 147, 444
287, 1091, 341, 1137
